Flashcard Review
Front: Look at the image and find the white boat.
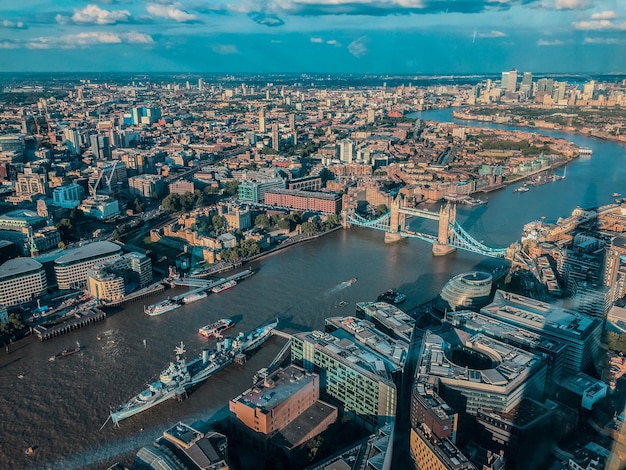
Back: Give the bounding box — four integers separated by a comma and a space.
182, 291, 208, 304
212, 280, 237, 294
145, 298, 181, 316
513, 186, 529, 193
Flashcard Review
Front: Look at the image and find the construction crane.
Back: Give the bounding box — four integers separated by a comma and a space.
103, 160, 118, 193
88, 168, 103, 197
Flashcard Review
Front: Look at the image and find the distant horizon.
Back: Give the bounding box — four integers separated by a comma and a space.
1, 1, 625, 75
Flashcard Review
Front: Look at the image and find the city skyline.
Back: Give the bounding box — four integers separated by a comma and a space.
0, 1, 625, 74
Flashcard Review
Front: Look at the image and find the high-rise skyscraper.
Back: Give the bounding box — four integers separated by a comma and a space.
339, 139, 354, 163
506, 69, 518, 93
583, 80, 595, 100
521, 72, 533, 97
271, 123, 279, 151
288, 113, 295, 130
197, 78, 204, 91
258, 108, 266, 133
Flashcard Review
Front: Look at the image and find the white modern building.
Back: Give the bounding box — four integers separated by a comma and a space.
0, 258, 47, 306
54, 241, 123, 289
52, 184, 85, 209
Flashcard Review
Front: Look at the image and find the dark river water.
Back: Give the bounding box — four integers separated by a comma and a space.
1, 108, 625, 469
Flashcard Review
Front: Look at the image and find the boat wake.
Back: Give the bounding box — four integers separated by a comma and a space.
323, 278, 357, 297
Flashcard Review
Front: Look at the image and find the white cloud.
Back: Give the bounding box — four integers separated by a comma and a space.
551, 0, 591, 10
310, 37, 324, 43
326, 39, 341, 46
0, 41, 19, 49
584, 37, 624, 44
146, 4, 198, 22
573, 19, 626, 30
477, 30, 507, 38
57, 4, 131, 25
537, 38, 565, 46
212, 44, 239, 54
1, 19, 25, 29
348, 36, 368, 57
591, 11, 617, 20
25, 31, 153, 49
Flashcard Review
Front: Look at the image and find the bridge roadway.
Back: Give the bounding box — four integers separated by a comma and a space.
398, 206, 440, 221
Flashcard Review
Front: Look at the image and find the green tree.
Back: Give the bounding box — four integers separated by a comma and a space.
375, 204, 388, 216
161, 193, 181, 212
302, 221, 319, 234
212, 215, 226, 232
277, 218, 291, 231
223, 180, 240, 197
255, 214, 270, 228
133, 198, 146, 214
287, 211, 303, 225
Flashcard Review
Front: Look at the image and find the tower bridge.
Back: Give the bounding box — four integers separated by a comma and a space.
343, 198, 508, 259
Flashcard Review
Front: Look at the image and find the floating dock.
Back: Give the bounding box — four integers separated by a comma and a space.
33, 308, 107, 341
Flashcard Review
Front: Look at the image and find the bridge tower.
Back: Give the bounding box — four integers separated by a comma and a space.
384, 196, 403, 243
432, 203, 457, 256
341, 194, 351, 228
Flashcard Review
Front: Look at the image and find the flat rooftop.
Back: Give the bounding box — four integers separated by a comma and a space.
417, 331, 542, 391
0, 257, 43, 279
272, 400, 337, 450
294, 330, 395, 382
325, 316, 407, 372
356, 301, 415, 342
234, 365, 314, 412
481, 290, 598, 339
447, 310, 567, 355
55, 241, 122, 265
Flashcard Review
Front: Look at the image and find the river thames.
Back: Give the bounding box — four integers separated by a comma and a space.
1, 108, 625, 469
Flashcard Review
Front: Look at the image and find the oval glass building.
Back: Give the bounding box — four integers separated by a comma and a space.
438, 271, 493, 312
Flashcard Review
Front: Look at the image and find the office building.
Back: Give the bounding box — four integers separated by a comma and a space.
89, 134, 111, 160
446, 310, 568, 386
481, 290, 602, 374
230, 365, 337, 452
237, 178, 284, 203
63, 128, 81, 156
355, 302, 415, 344
128, 174, 166, 199
264, 189, 342, 214
520, 72, 533, 97
134, 422, 230, 470
437, 272, 493, 312
556, 373, 608, 411
409, 382, 476, 470
258, 108, 266, 133
291, 329, 397, 430
0, 258, 47, 306
325, 316, 408, 378
87, 252, 152, 301
169, 179, 195, 196
52, 184, 85, 209
475, 398, 555, 469
416, 332, 546, 418
0, 210, 60, 256
130, 106, 161, 125
78, 195, 120, 220
54, 241, 123, 289
0, 134, 25, 157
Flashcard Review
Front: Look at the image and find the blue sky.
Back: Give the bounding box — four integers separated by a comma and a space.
0, 0, 625, 73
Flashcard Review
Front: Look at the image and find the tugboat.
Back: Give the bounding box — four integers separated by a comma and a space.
50, 344, 81, 361
377, 289, 407, 304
